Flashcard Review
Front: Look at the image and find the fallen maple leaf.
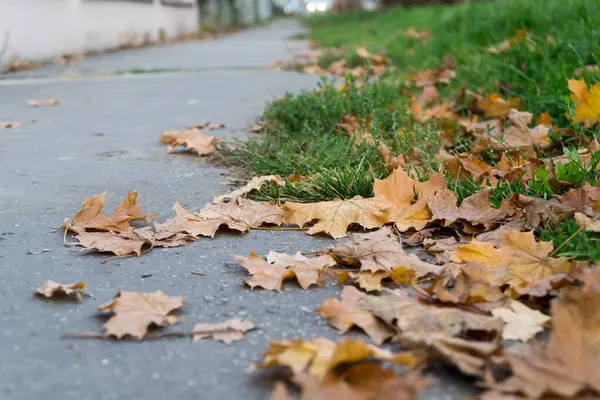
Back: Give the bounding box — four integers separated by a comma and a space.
373, 167, 415, 208
477, 93, 521, 117
452, 230, 573, 291
558, 183, 600, 217
324, 227, 443, 277
491, 287, 600, 398
536, 112, 553, 126
65, 191, 152, 234
359, 289, 503, 343
0, 121, 23, 129
188, 122, 225, 130
491, 300, 549, 342
213, 175, 284, 203
192, 318, 255, 344
401, 333, 502, 378
456, 189, 519, 229
98, 290, 183, 339
198, 197, 283, 229
253, 338, 422, 380
159, 128, 218, 155
574, 212, 600, 232
404, 26, 429, 42
27, 98, 59, 107
337, 114, 374, 145
234, 250, 336, 292
568, 78, 600, 126
250, 123, 263, 132
293, 366, 432, 400
510, 194, 573, 228
317, 286, 395, 345
34, 280, 87, 302
74, 231, 150, 256
415, 272, 505, 307
491, 109, 551, 151
355, 46, 388, 66
283, 197, 392, 239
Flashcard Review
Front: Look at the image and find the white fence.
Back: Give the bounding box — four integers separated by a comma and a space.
0, 0, 198, 63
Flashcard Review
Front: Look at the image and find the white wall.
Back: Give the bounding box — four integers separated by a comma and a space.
0, 0, 198, 63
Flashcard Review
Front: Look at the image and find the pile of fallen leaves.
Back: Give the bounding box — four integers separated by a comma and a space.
271, 45, 392, 80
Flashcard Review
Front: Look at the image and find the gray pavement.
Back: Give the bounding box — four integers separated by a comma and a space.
0, 20, 474, 400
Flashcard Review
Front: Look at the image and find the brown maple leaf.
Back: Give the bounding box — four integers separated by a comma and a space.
404, 26, 430, 42
456, 188, 519, 229
192, 318, 255, 344
98, 290, 183, 339
153, 202, 247, 242
337, 114, 374, 145
293, 366, 432, 400
317, 286, 395, 345
490, 300, 549, 342
253, 338, 422, 380
324, 227, 443, 278
197, 197, 283, 229
558, 183, 600, 217
159, 128, 218, 155
234, 250, 336, 292
74, 231, 150, 256
477, 93, 521, 117
213, 175, 284, 203
373, 167, 415, 208
283, 197, 392, 239
491, 109, 551, 151
452, 230, 573, 291
66, 191, 152, 234
0, 121, 23, 129
27, 98, 59, 107
34, 280, 87, 302
361, 288, 503, 343
491, 287, 600, 398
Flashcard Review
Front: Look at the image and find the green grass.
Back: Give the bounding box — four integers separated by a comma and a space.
227, 77, 441, 202
539, 218, 600, 262
305, 0, 600, 124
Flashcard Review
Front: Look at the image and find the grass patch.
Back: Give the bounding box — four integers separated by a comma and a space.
539, 218, 600, 262
305, 0, 600, 123
227, 77, 441, 202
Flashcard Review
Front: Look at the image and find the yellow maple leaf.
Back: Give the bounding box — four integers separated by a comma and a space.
568, 79, 600, 126
283, 197, 392, 239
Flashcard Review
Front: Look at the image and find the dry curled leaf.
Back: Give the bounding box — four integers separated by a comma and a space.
317, 286, 395, 345
558, 183, 600, 217
153, 202, 248, 243
74, 231, 150, 256
252, 337, 422, 380
65, 191, 152, 234
574, 212, 600, 232
361, 289, 503, 343
293, 366, 432, 400
188, 121, 225, 130
34, 280, 87, 302
492, 287, 600, 398
283, 197, 392, 239
452, 230, 573, 291
98, 290, 183, 339
192, 318, 255, 344
234, 250, 336, 292
491, 300, 549, 342
0, 121, 22, 129
213, 175, 284, 203
491, 109, 551, 150
324, 227, 442, 277
27, 98, 60, 107
477, 92, 521, 117
197, 197, 283, 229
159, 128, 218, 155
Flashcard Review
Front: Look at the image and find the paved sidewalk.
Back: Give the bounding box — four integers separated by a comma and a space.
0, 20, 473, 400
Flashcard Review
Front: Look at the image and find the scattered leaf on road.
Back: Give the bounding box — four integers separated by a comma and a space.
98, 290, 183, 339
283, 197, 392, 239
317, 286, 395, 345
253, 338, 422, 380
234, 250, 336, 291
34, 280, 87, 302
192, 318, 255, 344
27, 98, 60, 107
159, 128, 218, 155
0, 121, 22, 129
213, 175, 284, 203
